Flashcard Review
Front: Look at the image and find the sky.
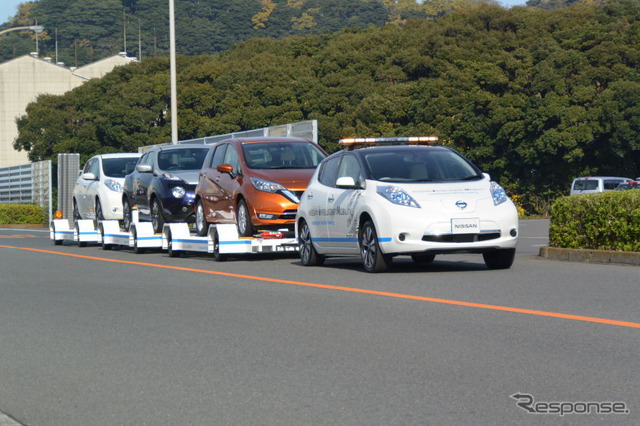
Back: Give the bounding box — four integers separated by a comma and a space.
1, 0, 530, 26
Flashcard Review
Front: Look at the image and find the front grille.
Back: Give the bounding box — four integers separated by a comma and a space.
279, 210, 297, 219
422, 232, 501, 243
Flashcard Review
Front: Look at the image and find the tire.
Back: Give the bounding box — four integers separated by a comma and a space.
212, 228, 227, 262
411, 253, 435, 264
99, 223, 112, 250
195, 200, 208, 236
73, 200, 81, 221
95, 199, 104, 227
236, 199, 254, 237
359, 220, 392, 273
298, 220, 324, 266
122, 198, 132, 231
483, 248, 516, 270
166, 229, 181, 258
151, 198, 165, 234
131, 226, 145, 254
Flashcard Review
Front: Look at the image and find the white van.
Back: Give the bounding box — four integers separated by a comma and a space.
570, 176, 633, 195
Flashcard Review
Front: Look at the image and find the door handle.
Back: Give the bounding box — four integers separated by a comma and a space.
327, 195, 335, 203
306, 192, 313, 199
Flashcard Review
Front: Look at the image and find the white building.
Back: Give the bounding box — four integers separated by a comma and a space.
0, 53, 136, 168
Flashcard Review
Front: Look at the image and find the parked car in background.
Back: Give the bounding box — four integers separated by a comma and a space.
122, 144, 209, 233
194, 137, 327, 237
296, 137, 519, 273
615, 181, 640, 191
73, 153, 141, 223
570, 176, 633, 195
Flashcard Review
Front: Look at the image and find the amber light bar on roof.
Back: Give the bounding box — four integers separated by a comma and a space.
339, 136, 439, 146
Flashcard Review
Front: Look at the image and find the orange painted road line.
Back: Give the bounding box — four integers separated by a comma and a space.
3, 244, 640, 330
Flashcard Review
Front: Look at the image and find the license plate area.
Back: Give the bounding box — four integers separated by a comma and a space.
451, 218, 480, 234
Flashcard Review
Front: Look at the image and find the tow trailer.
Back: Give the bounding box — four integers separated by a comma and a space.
50, 218, 100, 247
51, 217, 298, 260
163, 223, 298, 260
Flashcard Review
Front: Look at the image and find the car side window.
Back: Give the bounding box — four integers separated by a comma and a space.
337, 154, 363, 186
210, 144, 227, 168
89, 158, 100, 178
318, 155, 341, 187
223, 145, 241, 174
83, 158, 94, 174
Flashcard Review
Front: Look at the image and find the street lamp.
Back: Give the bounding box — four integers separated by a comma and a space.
169, 0, 178, 144
0, 25, 44, 36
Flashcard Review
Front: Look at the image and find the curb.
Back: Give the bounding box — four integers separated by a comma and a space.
539, 246, 640, 266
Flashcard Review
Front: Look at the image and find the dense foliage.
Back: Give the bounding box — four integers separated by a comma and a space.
0, 0, 466, 66
550, 191, 640, 251
12, 1, 640, 214
0, 204, 46, 224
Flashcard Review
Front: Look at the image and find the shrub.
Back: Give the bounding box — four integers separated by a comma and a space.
549, 191, 640, 252
0, 204, 46, 225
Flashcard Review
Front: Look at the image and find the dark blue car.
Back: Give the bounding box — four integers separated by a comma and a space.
122, 144, 209, 233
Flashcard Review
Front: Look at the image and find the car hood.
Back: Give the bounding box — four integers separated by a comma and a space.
248, 168, 316, 191
163, 170, 200, 186
380, 179, 492, 213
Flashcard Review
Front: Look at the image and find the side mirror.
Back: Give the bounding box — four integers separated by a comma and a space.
336, 176, 360, 189
81, 172, 97, 181
136, 164, 153, 173
217, 164, 234, 175
483, 172, 491, 181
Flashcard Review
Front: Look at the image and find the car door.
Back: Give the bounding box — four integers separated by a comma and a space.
133, 151, 156, 216
325, 153, 363, 254
303, 154, 341, 250
76, 157, 97, 217
199, 144, 231, 222
84, 157, 102, 217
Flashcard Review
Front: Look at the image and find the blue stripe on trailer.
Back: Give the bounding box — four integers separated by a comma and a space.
219, 240, 252, 246
173, 239, 208, 244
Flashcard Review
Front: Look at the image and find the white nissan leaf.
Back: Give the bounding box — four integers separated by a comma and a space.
295, 137, 519, 272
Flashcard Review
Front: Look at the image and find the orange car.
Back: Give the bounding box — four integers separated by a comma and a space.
194, 137, 327, 236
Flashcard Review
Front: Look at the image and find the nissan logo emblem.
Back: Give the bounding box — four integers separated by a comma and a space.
455, 200, 467, 209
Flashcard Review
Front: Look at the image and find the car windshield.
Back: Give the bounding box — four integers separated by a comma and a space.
362, 147, 482, 182
242, 142, 326, 169
157, 148, 208, 171
102, 157, 140, 178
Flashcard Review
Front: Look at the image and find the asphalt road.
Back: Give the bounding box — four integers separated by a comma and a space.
0, 220, 638, 425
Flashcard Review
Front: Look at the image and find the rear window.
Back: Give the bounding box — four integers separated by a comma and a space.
572, 180, 599, 191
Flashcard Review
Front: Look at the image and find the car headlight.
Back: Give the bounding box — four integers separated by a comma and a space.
490, 181, 508, 206
104, 179, 123, 193
172, 186, 186, 198
376, 185, 420, 208
250, 177, 300, 203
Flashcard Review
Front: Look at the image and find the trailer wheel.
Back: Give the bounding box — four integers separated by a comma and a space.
212, 229, 227, 262
132, 226, 145, 254
166, 229, 181, 258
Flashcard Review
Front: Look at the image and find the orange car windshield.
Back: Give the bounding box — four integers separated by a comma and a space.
242, 142, 326, 169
